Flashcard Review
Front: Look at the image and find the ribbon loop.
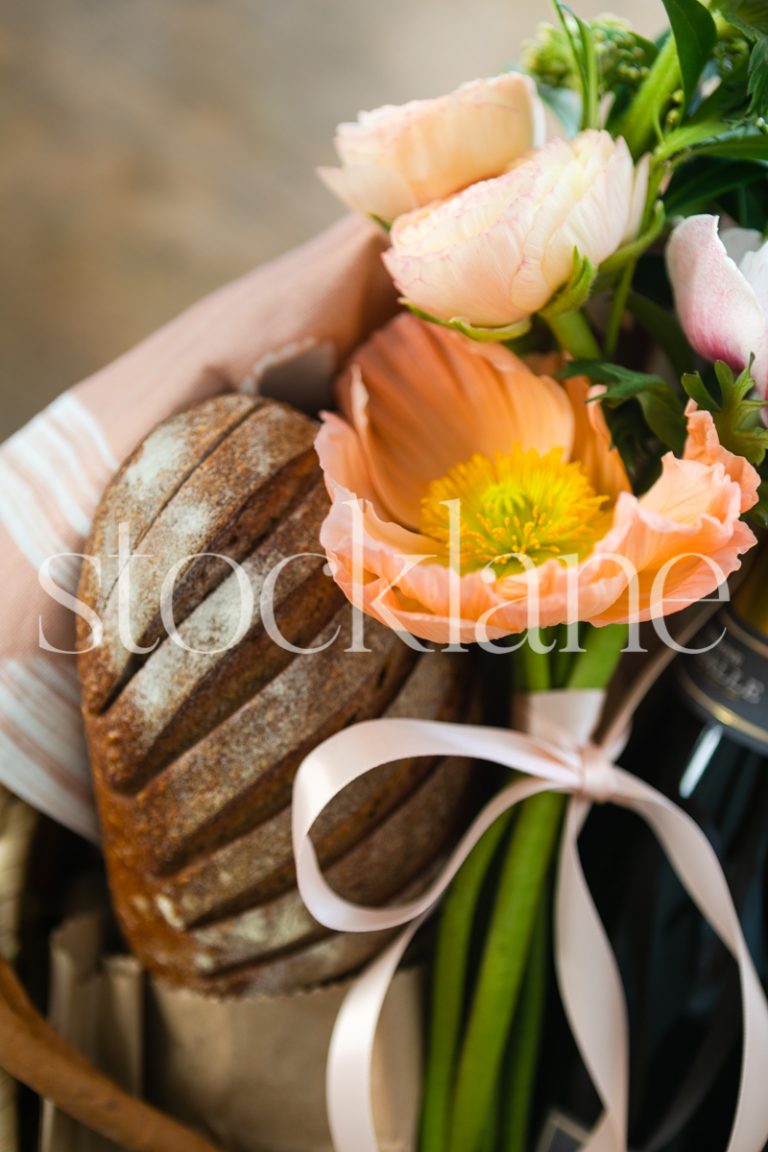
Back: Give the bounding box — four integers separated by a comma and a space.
292, 697, 768, 1152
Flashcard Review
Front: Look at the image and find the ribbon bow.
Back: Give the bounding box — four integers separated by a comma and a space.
293, 688, 768, 1152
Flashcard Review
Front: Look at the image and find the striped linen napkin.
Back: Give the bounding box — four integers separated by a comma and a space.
0, 216, 394, 840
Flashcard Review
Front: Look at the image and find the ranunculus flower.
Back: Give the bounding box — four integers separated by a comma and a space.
667, 214, 768, 395
382, 130, 648, 330
316, 315, 758, 643
318, 74, 544, 223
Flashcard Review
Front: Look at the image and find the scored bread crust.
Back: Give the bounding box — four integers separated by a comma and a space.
79, 395, 474, 995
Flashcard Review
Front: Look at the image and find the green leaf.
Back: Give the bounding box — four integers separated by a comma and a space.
401, 301, 532, 345
714, 360, 737, 394
552, 4, 586, 97
656, 118, 730, 160
539, 248, 597, 320
748, 482, 768, 528
552, 3, 600, 130
560, 360, 669, 392
719, 174, 768, 228
682, 370, 720, 411
665, 158, 768, 215
711, 360, 768, 464
681, 361, 768, 465
748, 37, 768, 115
689, 131, 768, 162
603, 403, 664, 490
617, 389, 688, 454
564, 359, 669, 485
660, 0, 718, 109
719, 0, 768, 38
687, 59, 751, 124
575, 10, 600, 130
718, 2, 768, 116
559, 360, 688, 453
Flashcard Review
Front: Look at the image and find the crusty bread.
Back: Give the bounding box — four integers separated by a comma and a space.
79, 395, 473, 994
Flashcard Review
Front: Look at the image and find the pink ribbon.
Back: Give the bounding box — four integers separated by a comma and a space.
292, 693, 768, 1152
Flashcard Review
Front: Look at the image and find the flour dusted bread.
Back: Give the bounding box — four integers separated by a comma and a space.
79, 395, 473, 994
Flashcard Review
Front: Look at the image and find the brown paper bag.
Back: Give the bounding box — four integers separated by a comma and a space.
41, 915, 144, 1152
42, 914, 422, 1152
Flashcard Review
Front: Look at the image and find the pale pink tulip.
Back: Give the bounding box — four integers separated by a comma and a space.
382, 131, 648, 330
667, 214, 768, 394
316, 315, 758, 643
318, 74, 544, 223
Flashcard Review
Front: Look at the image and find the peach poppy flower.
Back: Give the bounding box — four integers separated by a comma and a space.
316, 315, 759, 644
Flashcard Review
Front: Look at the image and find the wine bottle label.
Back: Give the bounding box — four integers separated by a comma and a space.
535, 1111, 589, 1152
677, 610, 768, 753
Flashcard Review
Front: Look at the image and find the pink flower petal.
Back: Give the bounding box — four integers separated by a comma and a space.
321, 74, 544, 223
683, 402, 760, 513
317, 164, 417, 221
667, 215, 768, 390
384, 131, 645, 327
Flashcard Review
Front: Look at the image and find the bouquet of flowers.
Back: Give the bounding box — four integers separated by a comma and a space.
292, 2, 768, 1151
2, 3, 768, 1152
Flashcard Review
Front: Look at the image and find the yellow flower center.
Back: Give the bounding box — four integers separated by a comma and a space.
419, 447, 608, 576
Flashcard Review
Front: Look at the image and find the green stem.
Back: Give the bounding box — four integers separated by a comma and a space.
604, 259, 636, 359
447, 791, 566, 1152
581, 18, 601, 132
653, 119, 722, 162
419, 811, 513, 1152
521, 631, 552, 693
603, 135, 668, 360
552, 623, 577, 687
422, 625, 627, 1152
566, 622, 628, 690
502, 894, 549, 1152
545, 310, 601, 360
616, 31, 681, 158
644, 163, 668, 232
479, 1076, 502, 1152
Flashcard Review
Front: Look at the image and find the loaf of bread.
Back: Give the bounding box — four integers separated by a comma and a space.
78, 395, 473, 995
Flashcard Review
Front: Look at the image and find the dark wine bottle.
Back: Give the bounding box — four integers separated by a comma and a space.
535, 545, 768, 1152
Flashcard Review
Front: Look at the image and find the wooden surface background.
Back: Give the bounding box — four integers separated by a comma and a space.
1, 0, 660, 439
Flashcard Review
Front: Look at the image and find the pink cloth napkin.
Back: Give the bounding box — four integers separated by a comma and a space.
0, 216, 395, 839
